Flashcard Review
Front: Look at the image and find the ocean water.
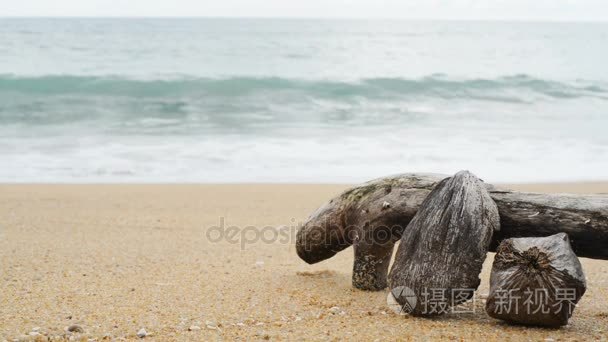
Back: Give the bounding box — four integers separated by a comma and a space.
1, 18, 608, 183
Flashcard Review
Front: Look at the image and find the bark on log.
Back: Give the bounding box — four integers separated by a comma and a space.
486, 233, 586, 327
387, 171, 499, 315
295, 173, 608, 291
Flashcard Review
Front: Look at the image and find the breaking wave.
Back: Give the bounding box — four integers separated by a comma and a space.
0, 74, 605, 101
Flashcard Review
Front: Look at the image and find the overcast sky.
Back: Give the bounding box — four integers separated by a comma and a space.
3, 0, 608, 21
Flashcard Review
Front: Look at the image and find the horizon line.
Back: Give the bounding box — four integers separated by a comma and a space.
1, 16, 607, 23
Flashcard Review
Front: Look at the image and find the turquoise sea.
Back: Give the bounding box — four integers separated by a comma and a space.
1, 18, 607, 182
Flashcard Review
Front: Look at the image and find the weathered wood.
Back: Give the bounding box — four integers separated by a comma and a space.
387, 171, 499, 315
486, 233, 586, 327
295, 173, 608, 291
296, 173, 437, 290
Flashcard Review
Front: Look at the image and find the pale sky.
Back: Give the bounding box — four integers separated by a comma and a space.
2, 0, 608, 21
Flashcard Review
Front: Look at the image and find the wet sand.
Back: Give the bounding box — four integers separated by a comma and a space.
0, 183, 607, 341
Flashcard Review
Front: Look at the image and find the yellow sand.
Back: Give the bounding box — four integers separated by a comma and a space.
0, 183, 607, 341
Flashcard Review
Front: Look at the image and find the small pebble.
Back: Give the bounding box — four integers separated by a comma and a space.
205, 321, 218, 330
136, 328, 147, 338
328, 306, 342, 315
188, 325, 201, 331
382, 201, 390, 209
255, 261, 264, 267
67, 325, 84, 333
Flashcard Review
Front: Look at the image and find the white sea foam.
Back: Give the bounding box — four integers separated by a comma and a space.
1, 19, 607, 183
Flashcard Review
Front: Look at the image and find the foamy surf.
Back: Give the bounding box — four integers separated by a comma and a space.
1, 19, 608, 183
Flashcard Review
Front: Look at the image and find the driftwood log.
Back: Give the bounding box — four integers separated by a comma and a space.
295, 173, 608, 291
388, 171, 499, 315
486, 233, 586, 327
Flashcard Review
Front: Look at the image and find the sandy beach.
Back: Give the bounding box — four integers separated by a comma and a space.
0, 183, 607, 341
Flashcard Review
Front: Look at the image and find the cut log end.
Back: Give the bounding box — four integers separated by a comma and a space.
486, 233, 587, 327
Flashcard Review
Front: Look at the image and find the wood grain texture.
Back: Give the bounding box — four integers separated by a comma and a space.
295, 173, 608, 291
387, 171, 499, 315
